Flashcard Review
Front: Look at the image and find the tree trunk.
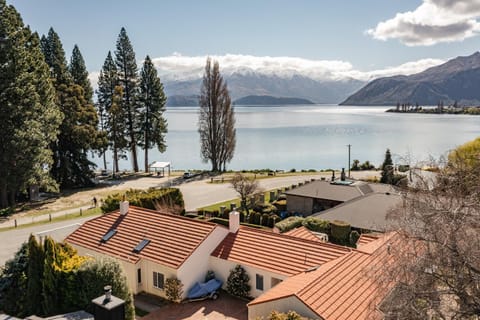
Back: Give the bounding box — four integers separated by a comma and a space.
144, 146, 149, 173
113, 148, 119, 173
0, 183, 8, 209
102, 151, 107, 171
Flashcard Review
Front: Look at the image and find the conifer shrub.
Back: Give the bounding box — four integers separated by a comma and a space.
268, 215, 280, 228
205, 270, 216, 282
165, 277, 184, 303
226, 265, 250, 298
349, 230, 360, 247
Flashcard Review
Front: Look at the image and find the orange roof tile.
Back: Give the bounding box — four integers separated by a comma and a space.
356, 233, 380, 247
284, 226, 322, 242
211, 226, 351, 276
249, 233, 400, 320
66, 206, 219, 269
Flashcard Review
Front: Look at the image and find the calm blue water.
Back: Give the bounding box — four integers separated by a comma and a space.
92, 105, 480, 171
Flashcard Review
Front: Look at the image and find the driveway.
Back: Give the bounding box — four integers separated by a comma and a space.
140, 294, 248, 320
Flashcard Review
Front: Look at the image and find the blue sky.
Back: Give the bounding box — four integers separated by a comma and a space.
8, 0, 480, 80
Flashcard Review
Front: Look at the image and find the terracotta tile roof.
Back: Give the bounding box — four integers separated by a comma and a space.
356, 234, 380, 247
284, 226, 322, 242
66, 206, 219, 269
249, 233, 400, 320
211, 226, 351, 276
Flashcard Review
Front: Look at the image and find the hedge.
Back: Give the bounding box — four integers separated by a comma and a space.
302, 217, 330, 233
330, 220, 351, 245
101, 188, 184, 213
274, 216, 304, 233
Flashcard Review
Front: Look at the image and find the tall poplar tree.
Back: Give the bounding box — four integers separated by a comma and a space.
114, 27, 139, 172
41, 28, 100, 187
198, 58, 236, 172
138, 55, 168, 172
97, 52, 128, 173
0, 1, 62, 208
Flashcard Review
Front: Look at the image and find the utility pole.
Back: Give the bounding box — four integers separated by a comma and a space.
347, 144, 351, 178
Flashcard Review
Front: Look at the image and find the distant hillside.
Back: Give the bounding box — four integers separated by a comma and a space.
234, 95, 314, 105
164, 70, 364, 104
341, 52, 480, 106
166, 95, 198, 107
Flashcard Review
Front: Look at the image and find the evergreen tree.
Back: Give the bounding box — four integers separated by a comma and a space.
0, 1, 62, 208
380, 148, 394, 184
0, 242, 28, 317
114, 27, 139, 172
42, 237, 58, 315
138, 55, 168, 172
198, 58, 236, 172
226, 264, 250, 298
41, 28, 100, 187
26, 235, 44, 316
69, 44, 93, 102
97, 51, 127, 172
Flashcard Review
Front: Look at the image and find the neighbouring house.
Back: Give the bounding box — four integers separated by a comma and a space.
65, 202, 403, 319
285, 179, 401, 231
248, 232, 400, 320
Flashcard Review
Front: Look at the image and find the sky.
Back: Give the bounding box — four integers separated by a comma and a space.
8, 0, 480, 83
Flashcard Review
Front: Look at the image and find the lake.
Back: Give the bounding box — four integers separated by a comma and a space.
91, 105, 480, 171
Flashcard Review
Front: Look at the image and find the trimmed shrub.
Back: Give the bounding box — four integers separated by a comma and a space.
349, 230, 360, 247
273, 199, 287, 212
261, 213, 270, 227
252, 212, 261, 225
268, 215, 280, 228
165, 277, 183, 303
330, 220, 351, 245
302, 217, 330, 233
275, 216, 305, 233
239, 211, 245, 223
101, 188, 184, 213
226, 265, 250, 298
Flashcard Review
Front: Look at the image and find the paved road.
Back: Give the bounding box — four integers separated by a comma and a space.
0, 215, 94, 266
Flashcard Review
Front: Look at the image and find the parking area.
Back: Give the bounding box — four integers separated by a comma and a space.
138, 292, 248, 320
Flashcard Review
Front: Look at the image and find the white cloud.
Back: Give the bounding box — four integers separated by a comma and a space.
150, 53, 444, 82
89, 54, 445, 88
367, 0, 480, 46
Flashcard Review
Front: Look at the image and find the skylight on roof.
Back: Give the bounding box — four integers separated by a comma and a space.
101, 229, 117, 243
133, 239, 150, 253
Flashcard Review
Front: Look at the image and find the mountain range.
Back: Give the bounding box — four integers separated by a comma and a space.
164, 69, 364, 106
341, 52, 480, 106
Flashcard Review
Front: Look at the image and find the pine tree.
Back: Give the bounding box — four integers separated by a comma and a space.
41, 28, 100, 188
380, 148, 394, 184
226, 264, 250, 298
26, 234, 44, 316
198, 58, 236, 172
69, 44, 93, 102
97, 51, 127, 172
138, 55, 168, 172
0, 1, 62, 208
114, 27, 139, 172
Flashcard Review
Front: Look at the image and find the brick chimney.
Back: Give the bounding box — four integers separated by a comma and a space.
229, 210, 240, 233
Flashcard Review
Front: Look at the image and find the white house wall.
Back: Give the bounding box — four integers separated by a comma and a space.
248, 295, 321, 320
177, 226, 229, 298
209, 256, 287, 298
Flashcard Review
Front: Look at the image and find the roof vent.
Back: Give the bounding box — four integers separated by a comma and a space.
305, 265, 319, 272
133, 239, 150, 253
101, 229, 117, 243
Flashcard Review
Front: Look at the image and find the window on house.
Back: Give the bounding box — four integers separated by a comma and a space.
137, 268, 142, 284
256, 274, 264, 291
153, 271, 164, 289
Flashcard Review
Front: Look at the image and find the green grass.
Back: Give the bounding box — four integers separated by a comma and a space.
197, 189, 280, 212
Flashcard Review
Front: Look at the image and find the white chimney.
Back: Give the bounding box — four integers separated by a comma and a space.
120, 201, 129, 215
229, 210, 240, 233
